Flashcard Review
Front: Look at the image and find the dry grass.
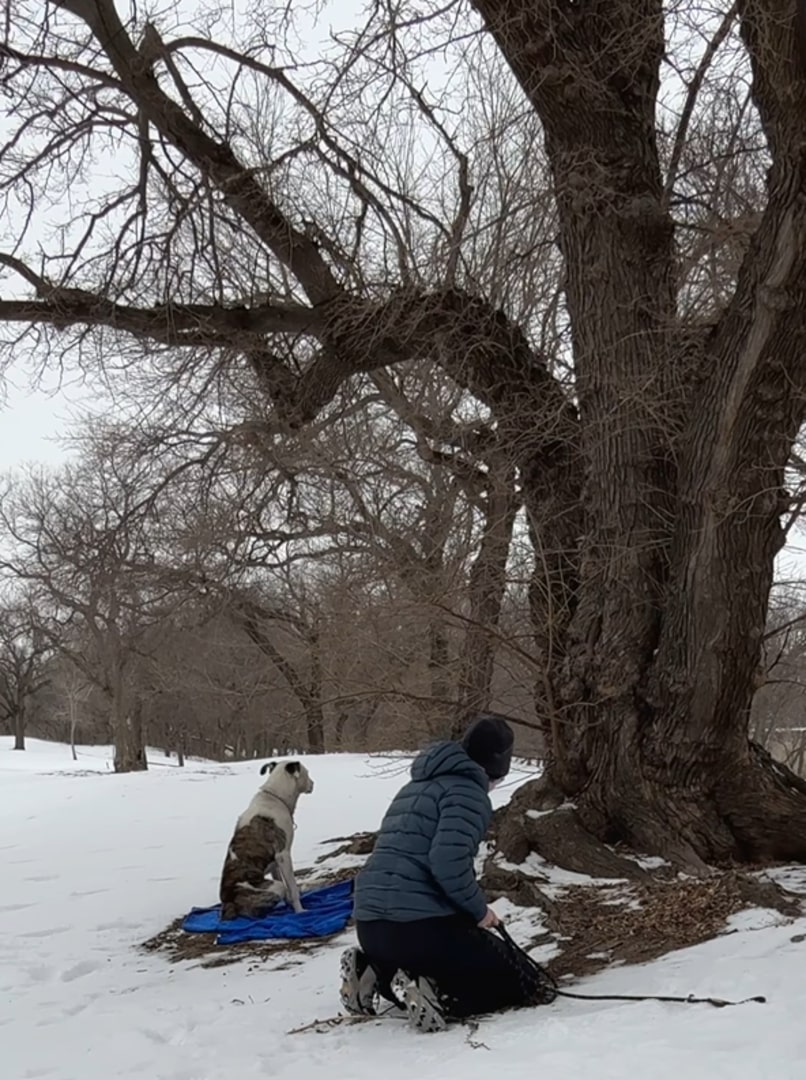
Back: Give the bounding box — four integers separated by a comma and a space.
140, 914, 332, 969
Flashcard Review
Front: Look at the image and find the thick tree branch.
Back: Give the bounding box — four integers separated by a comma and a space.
0, 294, 318, 345
53, 0, 341, 305
662, 3, 739, 208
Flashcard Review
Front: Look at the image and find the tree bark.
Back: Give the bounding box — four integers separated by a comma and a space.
69, 696, 79, 761
111, 683, 147, 773
306, 621, 325, 753
334, 709, 349, 748
13, 706, 25, 751
451, 468, 520, 738
427, 620, 453, 737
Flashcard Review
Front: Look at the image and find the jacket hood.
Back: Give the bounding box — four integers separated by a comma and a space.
410, 740, 489, 789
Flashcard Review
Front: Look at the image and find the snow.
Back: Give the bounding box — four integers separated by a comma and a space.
3, 739, 806, 1080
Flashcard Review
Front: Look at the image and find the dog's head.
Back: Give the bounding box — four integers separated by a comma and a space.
259, 759, 314, 795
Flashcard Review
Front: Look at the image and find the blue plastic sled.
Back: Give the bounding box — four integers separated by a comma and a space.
182, 878, 354, 944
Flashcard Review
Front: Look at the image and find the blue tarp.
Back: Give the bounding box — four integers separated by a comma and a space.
182, 879, 354, 944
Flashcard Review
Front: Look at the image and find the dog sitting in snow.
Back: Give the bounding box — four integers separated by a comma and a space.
219, 760, 314, 920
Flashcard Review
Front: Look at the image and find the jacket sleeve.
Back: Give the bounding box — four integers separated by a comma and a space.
427, 787, 490, 922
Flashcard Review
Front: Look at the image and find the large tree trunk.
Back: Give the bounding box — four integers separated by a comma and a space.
472, 0, 806, 869
478, 0, 676, 795
306, 621, 325, 753
111, 685, 147, 773
426, 619, 453, 738
13, 706, 25, 751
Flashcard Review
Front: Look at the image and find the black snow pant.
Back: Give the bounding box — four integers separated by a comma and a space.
356, 915, 553, 1020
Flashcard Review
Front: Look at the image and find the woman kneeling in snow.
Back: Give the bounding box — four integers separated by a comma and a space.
339, 715, 555, 1032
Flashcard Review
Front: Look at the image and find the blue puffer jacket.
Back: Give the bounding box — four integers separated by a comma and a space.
353, 740, 491, 923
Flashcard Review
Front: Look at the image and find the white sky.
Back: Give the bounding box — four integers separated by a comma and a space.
2, 394, 59, 466
0, 378, 87, 470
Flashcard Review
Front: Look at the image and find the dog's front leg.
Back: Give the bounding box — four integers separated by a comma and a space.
275, 850, 304, 914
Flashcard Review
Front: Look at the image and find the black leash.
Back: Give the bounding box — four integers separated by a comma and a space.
495, 924, 766, 1010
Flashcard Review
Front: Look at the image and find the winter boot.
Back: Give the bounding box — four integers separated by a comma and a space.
339, 947, 378, 1016
403, 976, 448, 1033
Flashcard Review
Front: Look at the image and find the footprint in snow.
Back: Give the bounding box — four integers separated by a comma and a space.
62, 994, 102, 1017
23, 965, 56, 983
95, 920, 141, 931
60, 960, 99, 982
19, 926, 71, 939
139, 1027, 171, 1046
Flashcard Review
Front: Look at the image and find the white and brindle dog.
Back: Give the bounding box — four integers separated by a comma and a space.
219, 760, 314, 920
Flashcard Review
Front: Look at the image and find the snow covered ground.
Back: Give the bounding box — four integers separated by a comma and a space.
3, 738, 806, 1080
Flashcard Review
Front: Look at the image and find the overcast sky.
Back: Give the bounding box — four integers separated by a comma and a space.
2, 380, 79, 471
0, 361, 109, 471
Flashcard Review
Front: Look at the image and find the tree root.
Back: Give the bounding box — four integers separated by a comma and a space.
530, 808, 651, 881
480, 864, 560, 920
494, 802, 650, 881
315, 832, 377, 861
719, 743, 806, 862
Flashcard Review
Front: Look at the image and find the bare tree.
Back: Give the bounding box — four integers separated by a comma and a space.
5, 0, 806, 867
0, 599, 50, 749
58, 661, 92, 761
0, 448, 197, 771
189, 370, 528, 742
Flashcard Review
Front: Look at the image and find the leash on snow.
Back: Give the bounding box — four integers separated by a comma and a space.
495, 924, 767, 1010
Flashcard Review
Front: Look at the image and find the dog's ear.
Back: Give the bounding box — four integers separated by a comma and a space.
285, 761, 301, 775
260, 762, 277, 776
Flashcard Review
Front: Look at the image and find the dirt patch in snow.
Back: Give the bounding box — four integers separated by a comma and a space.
140, 913, 336, 969
481, 862, 802, 980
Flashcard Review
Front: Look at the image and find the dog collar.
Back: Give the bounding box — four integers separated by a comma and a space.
264, 790, 295, 821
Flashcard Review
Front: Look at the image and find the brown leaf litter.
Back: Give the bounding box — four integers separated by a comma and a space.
482, 863, 802, 980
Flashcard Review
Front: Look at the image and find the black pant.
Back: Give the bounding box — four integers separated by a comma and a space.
356, 915, 551, 1019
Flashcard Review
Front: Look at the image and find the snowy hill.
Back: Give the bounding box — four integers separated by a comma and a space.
2, 738, 806, 1080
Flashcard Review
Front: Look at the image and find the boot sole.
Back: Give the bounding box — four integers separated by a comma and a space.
404, 979, 447, 1033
